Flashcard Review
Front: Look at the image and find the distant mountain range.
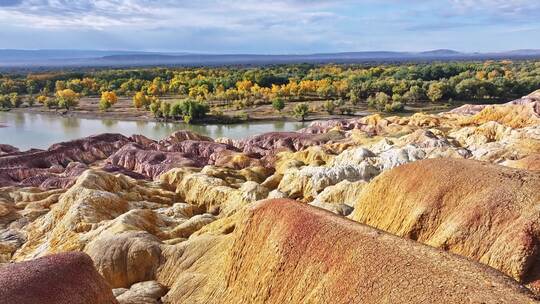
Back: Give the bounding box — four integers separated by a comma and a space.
1, 49, 539, 70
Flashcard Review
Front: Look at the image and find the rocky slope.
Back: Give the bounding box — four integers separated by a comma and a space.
157, 199, 535, 303
1, 91, 540, 303
350, 158, 540, 292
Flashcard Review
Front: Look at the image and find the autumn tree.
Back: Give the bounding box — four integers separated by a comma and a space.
0, 95, 9, 109
348, 90, 360, 105
99, 91, 118, 111
56, 89, 79, 110
392, 81, 409, 95
160, 101, 171, 120
236, 80, 253, 97
9, 93, 22, 108
149, 99, 162, 118
66, 79, 83, 93
26, 79, 38, 96
427, 82, 444, 102
147, 77, 167, 96
316, 79, 336, 99
36, 94, 49, 107
133, 92, 151, 110
36, 95, 48, 105
403, 85, 426, 103
188, 85, 209, 101
55, 80, 67, 92
334, 79, 349, 98
44, 96, 58, 109
81, 78, 99, 95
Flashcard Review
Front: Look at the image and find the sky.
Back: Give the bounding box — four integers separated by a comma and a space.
0, 0, 538, 54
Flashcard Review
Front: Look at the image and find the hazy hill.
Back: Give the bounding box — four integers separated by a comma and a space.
0, 49, 539, 70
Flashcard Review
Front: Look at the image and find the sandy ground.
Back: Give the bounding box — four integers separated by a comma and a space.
9, 96, 452, 123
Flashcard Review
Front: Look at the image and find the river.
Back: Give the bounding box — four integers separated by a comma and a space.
0, 112, 308, 150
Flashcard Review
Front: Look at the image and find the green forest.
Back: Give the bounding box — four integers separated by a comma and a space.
1, 60, 539, 121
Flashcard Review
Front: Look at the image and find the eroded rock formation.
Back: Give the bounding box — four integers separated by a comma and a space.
0, 252, 118, 304
157, 199, 536, 303
350, 158, 540, 292
1, 95, 540, 302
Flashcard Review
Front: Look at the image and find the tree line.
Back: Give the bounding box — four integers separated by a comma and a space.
0, 60, 539, 118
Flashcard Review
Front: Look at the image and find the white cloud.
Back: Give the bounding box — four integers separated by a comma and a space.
449, 0, 540, 17
0, 0, 537, 52
0, 0, 340, 30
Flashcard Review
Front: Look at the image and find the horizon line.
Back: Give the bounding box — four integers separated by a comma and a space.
1, 48, 540, 56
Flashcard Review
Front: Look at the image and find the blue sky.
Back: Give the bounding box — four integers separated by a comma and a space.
0, 0, 538, 53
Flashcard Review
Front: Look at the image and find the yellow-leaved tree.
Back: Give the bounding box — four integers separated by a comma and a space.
133, 92, 151, 110
56, 89, 80, 110
99, 91, 118, 111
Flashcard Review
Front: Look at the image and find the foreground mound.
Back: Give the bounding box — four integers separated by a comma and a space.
0, 252, 117, 304
350, 158, 540, 292
158, 199, 535, 303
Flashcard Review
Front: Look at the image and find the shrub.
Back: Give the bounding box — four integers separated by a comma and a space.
9, 93, 22, 108
323, 100, 335, 114
0, 95, 10, 109
272, 98, 285, 112
367, 92, 389, 110
36, 95, 48, 105
237, 111, 249, 121
368, 92, 404, 113
292, 103, 310, 121
169, 99, 209, 123
348, 90, 360, 105
149, 100, 161, 118
160, 101, 171, 119
367, 95, 377, 108
44, 97, 58, 109
26, 96, 35, 107
210, 108, 224, 117
384, 101, 404, 112
340, 107, 354, 115
392, 93, 404, 104
233, 100, 246, 110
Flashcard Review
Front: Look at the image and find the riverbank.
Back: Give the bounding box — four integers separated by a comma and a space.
7, 96, 457, 125
0, 111, 309, 150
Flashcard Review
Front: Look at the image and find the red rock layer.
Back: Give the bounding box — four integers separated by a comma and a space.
159, 199, 536, 303
0, 252, 118, 304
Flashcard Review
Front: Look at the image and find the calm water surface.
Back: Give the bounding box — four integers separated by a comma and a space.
0, 112, 308, 150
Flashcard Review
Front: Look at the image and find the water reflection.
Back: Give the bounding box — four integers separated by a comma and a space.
0, 111, 307, 150
214, 124, 224, 138
136, 120, 146, 128
273, 120, 286, 131
101, 119, 118, 128
14, 112, 26, 127
62, 117, 80, 129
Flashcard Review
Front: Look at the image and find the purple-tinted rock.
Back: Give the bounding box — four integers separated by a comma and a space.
107, 143, 199, 179
0, 134, 131, 188
159, 130, 213, 146
0, 144, 19, 156
0, 252, 118, 304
